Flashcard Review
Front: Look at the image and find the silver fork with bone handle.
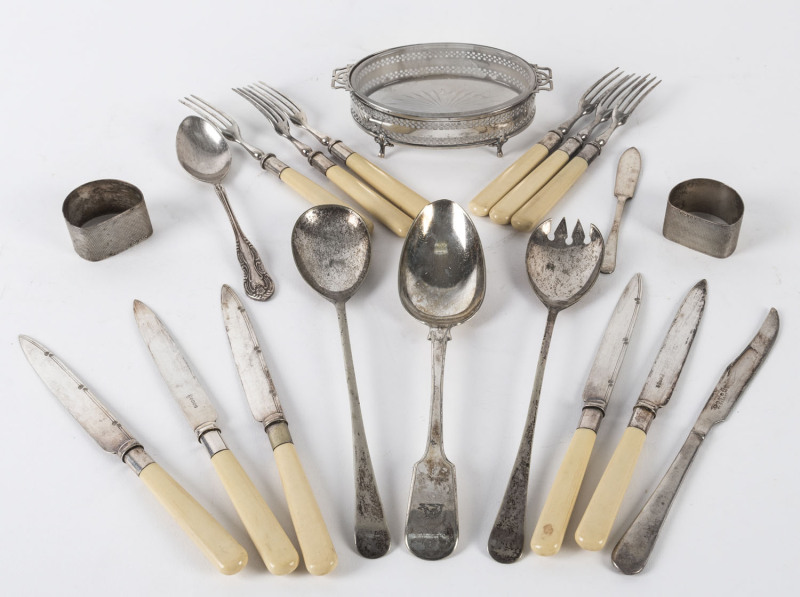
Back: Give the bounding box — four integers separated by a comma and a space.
250, 82, 430, 219
233, 85, 413, 238
180, 96, 374, 233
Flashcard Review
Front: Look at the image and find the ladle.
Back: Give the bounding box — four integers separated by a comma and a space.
291, 205, 390, 558
176, 115, 274, 300
398, 199, 486, 560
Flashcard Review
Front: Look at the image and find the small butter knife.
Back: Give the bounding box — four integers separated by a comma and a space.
612, 308, 779, 574
601, 147, 641, 274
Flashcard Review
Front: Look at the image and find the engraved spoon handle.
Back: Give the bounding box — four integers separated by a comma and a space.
213, 184, 274, 301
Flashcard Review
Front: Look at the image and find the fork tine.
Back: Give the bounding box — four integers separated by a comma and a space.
554, 218, 569, 242
603, 74, 640, 108
619, 76, 661, 115
188, 95, 234, 128
253, 82, 301, 115
233, 87, 281, 126
179, 97, 226, 130
583, 67, 622, 103
571, 220, 585, 245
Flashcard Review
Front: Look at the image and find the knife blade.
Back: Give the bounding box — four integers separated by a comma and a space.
531, 273, 643, 556
220, 284, 337, 575
601, 147, 642, 274
612, 308, 779, 574
575, 279, 707, 550
133, 300, 299, 575
19, 335, 248, 575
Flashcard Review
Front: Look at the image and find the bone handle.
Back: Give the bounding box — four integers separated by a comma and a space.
138, 462, 248, 575
511, 157, 589, 232
575, 427, 647, 551
210, 449, 299, 575
468, 143, 550, 216
345, 152, 429, 218
325, 165, 412, 237
279, 167, 374, 233
531, 428, 597, 556
489, 150, 570, 225
273, 442, 338, 575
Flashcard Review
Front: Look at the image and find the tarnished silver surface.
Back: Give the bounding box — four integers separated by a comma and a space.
133, 300, 228, 457
63, 179, 153, 261
488, 219, 603, 563
627, 280, 707, 433
176, 116, 274, 301
220, 285, 285, 430
579, 273, 643, 431
291, 205, 390, 559
398, 200, 485, 560
19, 336, 155, 474
601, 148, 642, 274
663, 178, 744, 258
613, 308, 779, 575
332, 43, 552, 157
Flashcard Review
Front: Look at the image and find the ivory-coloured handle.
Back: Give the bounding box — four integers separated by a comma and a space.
210, 449, 299, 575
345, 152, 429, 218
468, 143, 550, 216
279, 167, 374, 233
511, 157, 589, 232
575, 427, 647, 551
531, 428, 597, 556
273, 442, 338, 575
489, 150, 570, 225
138, 462, 248, 575
326, 165, 412, 237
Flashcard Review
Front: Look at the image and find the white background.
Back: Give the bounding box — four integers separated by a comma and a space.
1, 1, 797, 595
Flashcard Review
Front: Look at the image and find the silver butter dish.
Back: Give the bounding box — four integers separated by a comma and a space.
332, 43, 552, 157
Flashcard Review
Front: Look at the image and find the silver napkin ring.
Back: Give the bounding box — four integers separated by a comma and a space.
63, 179, 153, 261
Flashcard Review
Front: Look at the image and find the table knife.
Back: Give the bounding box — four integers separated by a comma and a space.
575, 279, 707, 551
19, 335, 248, 575
531, 273, 642, 556
612, 308, 779, 574
133, 300, 299, 575
220, 284, 337, 575
601, 148, 641, 274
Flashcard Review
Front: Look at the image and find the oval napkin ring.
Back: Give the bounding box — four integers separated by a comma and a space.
662, 178, 744, 258
63, 179, 153, 261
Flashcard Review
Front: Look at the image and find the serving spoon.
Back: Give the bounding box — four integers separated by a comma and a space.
398, 199, 486, 560
176, 115, 274, 300
291, 204, 390, 559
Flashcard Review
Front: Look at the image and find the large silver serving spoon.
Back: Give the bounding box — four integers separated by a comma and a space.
488, 218, 604, 563
291, 205, 390, 559
176, 115, 274, 301
398, 199, 486, 560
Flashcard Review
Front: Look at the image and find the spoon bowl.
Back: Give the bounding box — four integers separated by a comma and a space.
176, 116, 232, 184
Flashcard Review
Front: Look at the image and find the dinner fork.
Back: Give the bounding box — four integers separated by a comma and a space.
511, 76, 661, 232
249, 82, 429, 219
488, 74, 638, 225
469, 68, 623, 217
179, 96, 374, 233
233, 85, 413, 237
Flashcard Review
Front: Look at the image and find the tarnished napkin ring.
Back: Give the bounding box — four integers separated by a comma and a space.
662, 178, 744, 258
63, 179, 153, 261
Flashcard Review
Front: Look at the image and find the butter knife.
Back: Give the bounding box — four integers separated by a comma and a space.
133, 300, 299, 575
601, 147, 641, 274
531, 273, 642, 556
575, 279, 707, 550
612, 308, 779, 574
220, 284, 337, 575
19, 335, 248, 575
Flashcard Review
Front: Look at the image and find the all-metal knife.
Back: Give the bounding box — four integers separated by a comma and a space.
612, 308, 779, 574
575, 278, 707, 551
19, 335, 248, 575
220, 284, 337, 576
531, 273, 643, 556
601, 147, 641, 274
133, 300, 299, 575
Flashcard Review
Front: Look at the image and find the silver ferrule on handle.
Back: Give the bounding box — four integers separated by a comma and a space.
328, 141, 355, 164
123, 445, 156, 475
577, 143, 603, 166
261, 154, 288, 177
539, 130, 565, 152
577, 406, 605, 433
557, 137, 584, 158
628, 405, 656, 433
266, 421, 293, 450
197, 426, 228, 457
309, 152, 337, 175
